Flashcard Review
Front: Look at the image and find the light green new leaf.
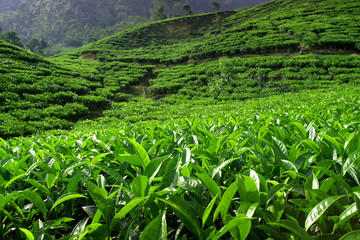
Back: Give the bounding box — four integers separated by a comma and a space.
91, 153, 110, 165
305, 195, 344, 231
339, 230, 360, 240
213, 181, 237, 222
237, 175, 260, 203
270, 220, 311, 240
140, 211, 167, 240
203, 194, 218, 228
125, 138, 150, 169
110, 197, 146, 231
19, 228, 34, 240
117, 154, 141, 167
132, 175, 149, 198
51, 193, 87, 211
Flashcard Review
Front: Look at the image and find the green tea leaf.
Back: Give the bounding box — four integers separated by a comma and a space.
140, 211, 167, 240
51, 193, 87, 211
339, 230, 360, 240
125, 138, 150, 169
305, 195, 344, 231
211, 214, 253, 240
20, 190, 47, 216
19, 228, 35, 240
132, 175, 149, 198
213, 181, 237, 222
333, 202, 357, 232
71, 218, 89, 237
33, 219, 44, 240
196, 173, 221, 200
343, 150, 360, 176
110, 197, 146, 231
237, 175, 260, 203
158, 197, 201, 239
292, 122, 307, 139
86, 181, 109, 223
318, 133, 342, 154
270, 220, 311, 240
203, 194, 218, 227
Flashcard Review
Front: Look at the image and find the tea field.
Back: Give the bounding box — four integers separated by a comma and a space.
2, 0, 360, 239
2, 86, 360, 239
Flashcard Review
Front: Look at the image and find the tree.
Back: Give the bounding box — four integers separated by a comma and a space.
0, 25, 3, 35
1, 30, 24, 47
26, 38, 40, 52
211, 1, 221, 12
182, 4, 193, 16
154, 6, 167, 20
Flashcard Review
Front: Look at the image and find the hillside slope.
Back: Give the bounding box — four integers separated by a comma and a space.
1, 0, 360, 138
61, 0, 360, 63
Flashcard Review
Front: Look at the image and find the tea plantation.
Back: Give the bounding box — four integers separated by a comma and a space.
1, 0, 360, 239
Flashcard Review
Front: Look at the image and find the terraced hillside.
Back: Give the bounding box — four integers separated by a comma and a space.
60, 0, 360, 63
1, 0, 360, 139
3, 0, 360, 239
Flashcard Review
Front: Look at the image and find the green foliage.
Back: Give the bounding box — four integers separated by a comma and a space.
2, 85, 360, 239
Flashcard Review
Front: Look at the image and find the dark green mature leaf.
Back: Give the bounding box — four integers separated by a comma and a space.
158, 197, 201, 239
51, 193, 87, 211
305, 195, 344, 231
20, 190, 47, 216
302, 139, 320, 153
344, 131, 359, 155
292, 122, 307, 139
23, 179, 51, 196
70, 218, 89, 237
270, 220, 312, 240
33, 219, 44, 240
110, 197, 146, 231
314, 166, 353, 193
85, 181, 109, 223
5, 173, 27, 188
339, 230, 360, 240
196, 173, 221, 200
333, 202, 357, 232
343, 150, 360, 176
210, 214, 253, 240
318, 133, 342, 155
140, 211, 167, 240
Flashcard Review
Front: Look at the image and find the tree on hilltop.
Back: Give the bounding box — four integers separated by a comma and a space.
182, 4, 193, 16
211, 1, 221, 12
1, 30, 24, 47
154, 5, 167, 20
